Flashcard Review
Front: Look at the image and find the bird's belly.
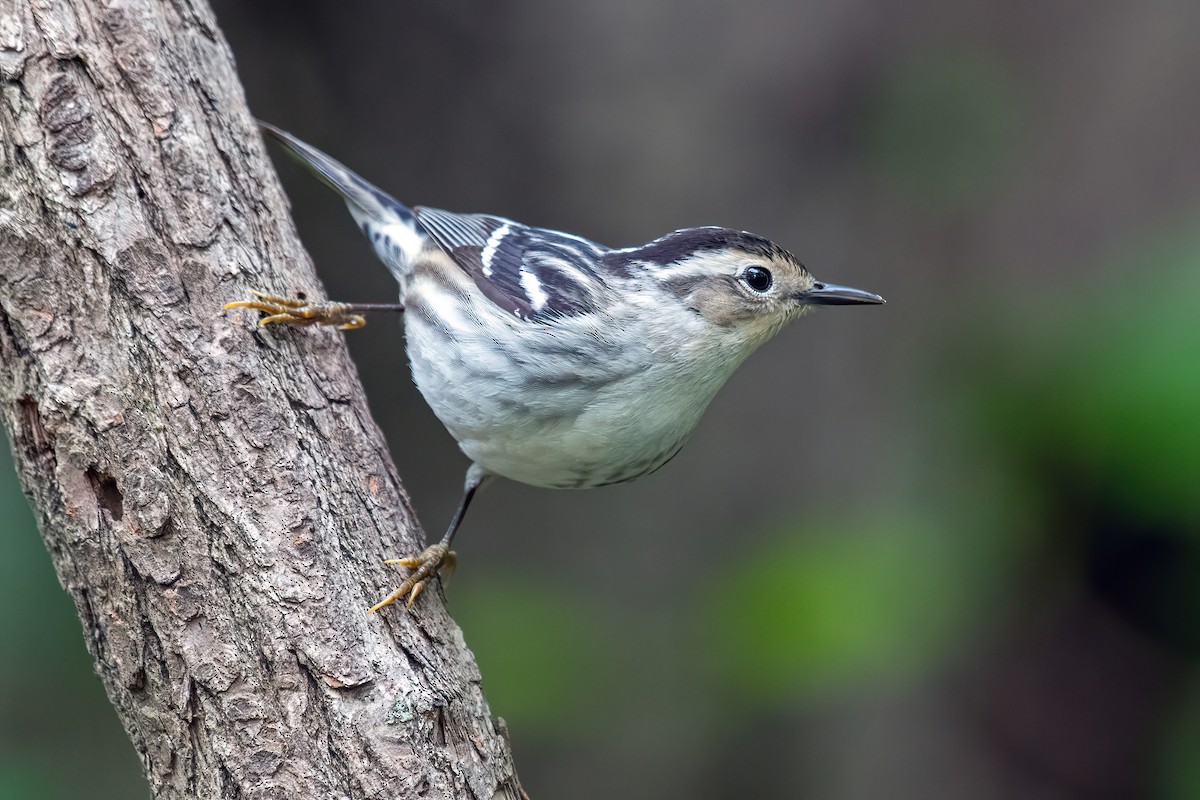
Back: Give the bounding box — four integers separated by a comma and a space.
403, 286, 735, 489
432, 376, 699, 488
456, 402, 691, 489
407, 341, 711, 489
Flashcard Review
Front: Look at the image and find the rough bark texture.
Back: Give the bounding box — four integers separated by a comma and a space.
0, 1, 524, 798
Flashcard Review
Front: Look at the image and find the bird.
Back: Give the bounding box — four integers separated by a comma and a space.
227, 121, 885, 613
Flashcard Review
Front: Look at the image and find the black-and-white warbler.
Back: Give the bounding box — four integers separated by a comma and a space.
227, 122, 884, 612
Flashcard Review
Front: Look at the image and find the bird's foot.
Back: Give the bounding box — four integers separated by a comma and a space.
224, 290, 367, 330
368, 543, 457, 613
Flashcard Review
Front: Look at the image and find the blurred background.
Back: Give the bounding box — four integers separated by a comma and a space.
3, 0, 1199, 797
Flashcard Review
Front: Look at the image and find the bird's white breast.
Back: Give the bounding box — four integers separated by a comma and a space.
401, 260, 746, 488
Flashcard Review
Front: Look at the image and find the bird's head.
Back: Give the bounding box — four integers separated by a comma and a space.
625, 227, 884, 349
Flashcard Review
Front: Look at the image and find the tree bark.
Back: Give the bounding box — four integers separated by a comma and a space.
0, 1, 524, 797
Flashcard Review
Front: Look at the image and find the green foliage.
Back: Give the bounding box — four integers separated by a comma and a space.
450, 576, 617, 731
0, 451, 80, 676
0, 763, 59, 800
970, 234, 1200, 525
945, 229, 1200, 658
706, 515, 984, 701
1160, 672, 1200, 800
1043, 237, 1200, 523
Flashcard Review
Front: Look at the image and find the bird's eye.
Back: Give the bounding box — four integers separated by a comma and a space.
741, 266, 773, 293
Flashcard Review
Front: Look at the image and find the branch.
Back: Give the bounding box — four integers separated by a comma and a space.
0, 1, 523, 797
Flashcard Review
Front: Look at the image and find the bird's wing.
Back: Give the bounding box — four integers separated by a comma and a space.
415, 206, 610, 321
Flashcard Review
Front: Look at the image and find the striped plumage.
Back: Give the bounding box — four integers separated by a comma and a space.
248, 122, 884, 610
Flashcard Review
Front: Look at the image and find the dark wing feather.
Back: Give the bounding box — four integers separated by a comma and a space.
415, 206, 610, 321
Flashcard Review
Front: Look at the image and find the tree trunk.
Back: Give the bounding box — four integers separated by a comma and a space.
0, 1, 524, 797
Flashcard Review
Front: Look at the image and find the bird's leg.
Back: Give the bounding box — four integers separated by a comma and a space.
224, 290, 405, 330
368, 465, 492, 614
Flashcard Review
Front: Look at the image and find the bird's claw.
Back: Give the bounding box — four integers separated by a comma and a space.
224, 290, 366, 330
368, 543, 457, 613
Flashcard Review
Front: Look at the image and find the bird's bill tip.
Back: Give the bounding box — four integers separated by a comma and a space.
798, 282, 885, 306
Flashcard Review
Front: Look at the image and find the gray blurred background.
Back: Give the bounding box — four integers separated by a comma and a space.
3, 0, 1200, 797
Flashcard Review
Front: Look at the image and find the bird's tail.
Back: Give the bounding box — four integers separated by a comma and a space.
259, 121, 425, 285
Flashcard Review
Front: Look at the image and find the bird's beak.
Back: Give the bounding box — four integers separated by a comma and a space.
796, 281, 886, 306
